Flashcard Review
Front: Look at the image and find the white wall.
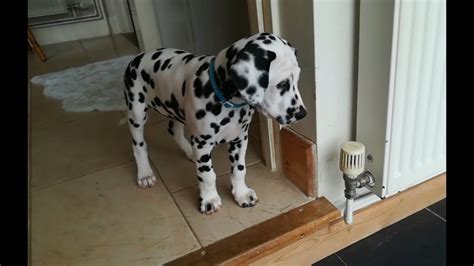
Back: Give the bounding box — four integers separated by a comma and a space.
314, 0, 359, 207
31, 0, 134, 46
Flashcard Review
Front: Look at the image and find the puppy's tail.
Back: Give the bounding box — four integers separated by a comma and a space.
119, 116, 128, 126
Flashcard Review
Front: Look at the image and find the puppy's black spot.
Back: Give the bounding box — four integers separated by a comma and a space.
197, 176, 203, 182
153, 60, 161, 72
257, 36, 266, 40
132, 138, 137, 146
198, 56, 206, 61
269, 35, 276, 40
277, 79, 290, 96
196, 62, 209, 76
229, 155, 235, 162
244, 135, 248, 140
150, 79, 155, 89
205, 82, 215, 99
131, 53, 144, 68
211, 103, 222, 116
200, 134, 212, 140
229, 110, 235, 118
168, 64, 172, 69
206, 203, 212, 212
258, 73, 269, 88
210, 123, 220, 134
234, 154, 239, 161
138, 92, 145, 103
237, 51, 250, 61
151, 51, 162, 60
194, 78, 203, 98
154, 97, 162, 107
174, 50, 186, 54
130, 69, 137, 80
260, 32, 270, 36
167, 120, 174, 135
220, 117, 230, 126
246, 86, 256, 95
238, 164, 244, 171
182, 54, 194, 63
238, 108, 246, 123
200, 154, 211, 163
124, 91, 129, 105
181, 81, 186, 96
263, 39, 272, 44
241, 203, 249, 208
193, 109, 207, 119
229, 69, 248, 90
139, 142, 144, 147
292, 98, 297, 105
142, 86, 147, 93
161, 58, 171, 71
198, 165, 211, 172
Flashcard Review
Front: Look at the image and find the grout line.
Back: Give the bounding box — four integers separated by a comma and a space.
148, 158, 205, 248
335, 254, 348, 266
425, 207, 446, 223
31, 160, 134, 191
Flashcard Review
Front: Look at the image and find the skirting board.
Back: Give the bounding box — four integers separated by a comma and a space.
250, 172, 446, 265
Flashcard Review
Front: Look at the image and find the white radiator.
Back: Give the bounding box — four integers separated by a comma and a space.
356, 0, 446, 198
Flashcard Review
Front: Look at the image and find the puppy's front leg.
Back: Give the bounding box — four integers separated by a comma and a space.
191, 135, 222, 214
228, 130, 258, 208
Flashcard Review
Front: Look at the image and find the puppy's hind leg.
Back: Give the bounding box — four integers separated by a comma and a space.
167, 120, 194, 162
127, 102, 156, 188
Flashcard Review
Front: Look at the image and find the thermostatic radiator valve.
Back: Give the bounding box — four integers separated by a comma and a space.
339, 141, 375, 224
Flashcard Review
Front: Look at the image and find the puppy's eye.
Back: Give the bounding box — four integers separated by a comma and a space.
277, 79, 290, 90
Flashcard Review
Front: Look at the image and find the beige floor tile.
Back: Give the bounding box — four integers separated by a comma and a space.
30, 111, 133, 189
172, 162, 310, 246
30, 85, 92, 130
31, 162, 200, 266
28, 40, 90, 79
144, 122, 263, 193
80, 34, 139, 62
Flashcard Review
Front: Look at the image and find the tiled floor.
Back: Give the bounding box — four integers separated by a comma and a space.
313, 198, 446, 266
29, 33, 310, 265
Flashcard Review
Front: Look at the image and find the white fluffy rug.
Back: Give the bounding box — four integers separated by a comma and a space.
30, 55, 134, 112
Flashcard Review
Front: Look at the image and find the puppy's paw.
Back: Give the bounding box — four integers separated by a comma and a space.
233, 187, 258, 208
137, 175, 157, 188
199, 194, 222, 214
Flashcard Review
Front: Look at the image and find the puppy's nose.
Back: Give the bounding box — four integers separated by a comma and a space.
295, 108, 307, 120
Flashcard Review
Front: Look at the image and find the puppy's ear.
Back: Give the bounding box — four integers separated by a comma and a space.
229, 42, 276, 105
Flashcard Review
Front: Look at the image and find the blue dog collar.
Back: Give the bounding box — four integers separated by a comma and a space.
209, 59, 247, 109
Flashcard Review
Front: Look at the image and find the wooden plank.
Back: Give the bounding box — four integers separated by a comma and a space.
250, 173, 446, 265
164, 197, 340, 266
280, 127, 316, 197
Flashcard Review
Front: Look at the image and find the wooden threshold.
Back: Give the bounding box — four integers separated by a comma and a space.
250, 172, 446, 265
164, 197, 340, 266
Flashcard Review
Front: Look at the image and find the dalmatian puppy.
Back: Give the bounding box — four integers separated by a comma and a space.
123, 32, 306, 214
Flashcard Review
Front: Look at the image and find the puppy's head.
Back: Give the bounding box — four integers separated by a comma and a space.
229, 33, 306, 125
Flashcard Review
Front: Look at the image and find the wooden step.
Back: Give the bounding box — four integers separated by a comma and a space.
165, 197, 340, 266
